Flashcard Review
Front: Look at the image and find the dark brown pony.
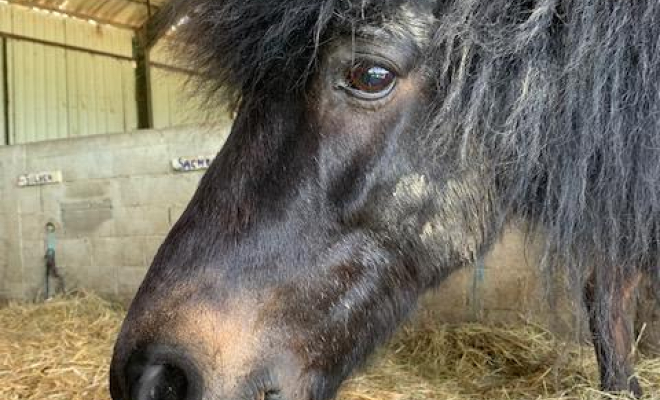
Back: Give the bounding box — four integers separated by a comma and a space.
111, 1, 660, 399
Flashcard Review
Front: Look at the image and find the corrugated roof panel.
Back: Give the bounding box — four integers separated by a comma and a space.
150, 38, 179, 66
151, 66, 227, 129
0, 41, 5, 145
23, 0, 169, 28
54, 43, 69, 139
9, 40, 69, 143
8, 36, 137, 144
121, 60, 137, 130
0, 5, 134, 57
66, 50, 135, 138
64, 15, 133, 57
151, 66, 170, 128
0, 5, 12, 31
1, 1, 212, 143
12, 5, 66, 42
152, 67, 203, 128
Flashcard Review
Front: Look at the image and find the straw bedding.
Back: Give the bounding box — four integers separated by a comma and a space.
1, 293, 658, 400
0, 292, 122, 400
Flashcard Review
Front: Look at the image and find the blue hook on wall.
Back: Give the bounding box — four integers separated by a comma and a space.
45, 222, 65, 299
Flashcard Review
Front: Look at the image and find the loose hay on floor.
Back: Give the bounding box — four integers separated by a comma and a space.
0, 292, 123, 400
1, 294, 658, 400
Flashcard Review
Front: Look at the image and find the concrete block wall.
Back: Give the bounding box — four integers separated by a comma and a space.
0, 123, 231, 302
423, 230, 658, 347
422, 229, 582, 335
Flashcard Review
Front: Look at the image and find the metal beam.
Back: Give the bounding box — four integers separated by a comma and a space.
124, 0, 154, 7
133, 0, 175, 129
0, 31, 133, 61
134, 34, 153, 129
2, 37, 8, 145
150, 61, 197, 76
138, 0, 176, 50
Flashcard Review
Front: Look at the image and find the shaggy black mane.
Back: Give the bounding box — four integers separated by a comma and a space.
167, 0, 660, 287
429, 1, 660, 281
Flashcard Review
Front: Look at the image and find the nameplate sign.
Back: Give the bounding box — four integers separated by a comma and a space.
171, 156, 215, 172
17, 171, 63, 187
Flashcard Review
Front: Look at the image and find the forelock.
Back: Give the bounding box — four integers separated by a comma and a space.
165, 0, 435, 108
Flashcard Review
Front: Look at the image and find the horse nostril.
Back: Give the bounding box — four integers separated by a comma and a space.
132, 363, 188, 400
125, 346, 201, 400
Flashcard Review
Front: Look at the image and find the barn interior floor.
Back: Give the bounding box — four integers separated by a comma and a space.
1, 293, 658, 400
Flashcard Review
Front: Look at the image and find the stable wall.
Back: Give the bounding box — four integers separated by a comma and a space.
0, 123, 231, 301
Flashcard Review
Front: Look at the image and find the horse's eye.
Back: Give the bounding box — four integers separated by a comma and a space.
344, 62, 396, 100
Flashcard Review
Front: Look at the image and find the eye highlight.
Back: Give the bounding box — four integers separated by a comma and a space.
342, 61, 397, 100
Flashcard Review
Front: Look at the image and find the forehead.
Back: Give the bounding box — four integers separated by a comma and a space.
332, 1, 437, 53
352, 2, 437, 44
